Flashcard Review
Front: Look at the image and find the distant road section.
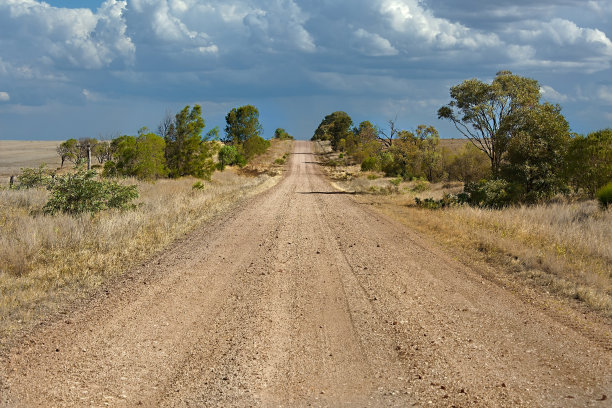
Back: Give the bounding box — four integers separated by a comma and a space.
2, 141, 610, 407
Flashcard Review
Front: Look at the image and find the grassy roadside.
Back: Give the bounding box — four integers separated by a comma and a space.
0, 140, 294, 343
314, 141, 612, 319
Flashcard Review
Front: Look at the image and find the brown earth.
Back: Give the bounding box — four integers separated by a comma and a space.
1, 141, 610, 407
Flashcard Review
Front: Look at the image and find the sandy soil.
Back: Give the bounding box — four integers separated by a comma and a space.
1, 141, 610, 407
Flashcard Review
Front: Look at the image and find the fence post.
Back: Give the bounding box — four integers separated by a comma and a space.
9, 175, 14, 188
87, 143, 91, 171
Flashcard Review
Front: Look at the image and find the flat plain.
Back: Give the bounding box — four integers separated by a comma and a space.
0, 140, 62, 182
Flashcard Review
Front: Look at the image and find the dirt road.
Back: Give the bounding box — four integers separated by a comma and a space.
1, 141, 610, 407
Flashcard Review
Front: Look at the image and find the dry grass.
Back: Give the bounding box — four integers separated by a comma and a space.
0, 140, 293, 341
362, 192, 612, 317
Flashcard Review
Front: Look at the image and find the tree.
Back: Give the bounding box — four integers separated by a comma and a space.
274, 128, 294, 140
415, 125, 442, 182
56, 138, 79, 168
438, 71, 540, 176
78, 137, 99, 162
566, 128, 612, 197
377, 119, 400, 149
217, 145, 241, 170
311, 111, 353, 151
502, 103, 571, 202
92, 140, 113, 164
224, 105, 264, 145
164, 105, 217, 179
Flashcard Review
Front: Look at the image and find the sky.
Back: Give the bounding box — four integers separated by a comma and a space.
0, 0, 611, 141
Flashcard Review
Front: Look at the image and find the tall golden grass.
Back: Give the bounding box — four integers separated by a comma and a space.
0, 140, 293, 341
367, 189, 612, 316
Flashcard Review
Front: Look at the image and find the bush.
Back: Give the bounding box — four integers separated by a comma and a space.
17, 165, 53, 189
596, 182, 612, 209
242, 135, 270, 160
361, 156, 380, 171
460, 179, 518, 208
380, 152, 402, 177
217, 145, 239, 170
412, 179, 430, 192
43, 170, 138, 215
192, 181, 205, 190
415, 193, 458, 210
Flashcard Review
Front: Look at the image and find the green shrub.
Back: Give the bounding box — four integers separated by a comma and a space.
412, 179, 430, 192
361, 156, 379, 171
380, 152, 402, 177
17, 164, 53, 189
460, 179, 518, 208
390, 176, 402, 187
217, 145, 239, 170
415, 194, 458, 209
596, 182, 612, 209
242, 135, 270, 160
192, 181, 205, 190
43, 170, 138, 215
274, 157, 286, 165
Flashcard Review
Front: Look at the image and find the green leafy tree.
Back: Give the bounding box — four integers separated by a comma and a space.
56, 139, 79, 168
274, 128, 294, 140
224, 105, 264, 145
438, 71, 540, 176
386, 130, 421, 178
92, 140, 113, 164
43, 170, 138, 215
502, 103, 571, 202
566, 128, 612, 197
311, 111, 353, 151
108, 131, 170, 180
217, 145, 241, 170
415, 125, 442, 182
347, 121, 381, 163
164, 105, 217, 179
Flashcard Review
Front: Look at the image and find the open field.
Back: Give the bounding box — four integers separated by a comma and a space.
0, 140, 62, 182
0, 139, 294, 343
1, 141, 610, 407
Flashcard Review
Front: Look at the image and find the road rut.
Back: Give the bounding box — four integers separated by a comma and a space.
1, 141, 610, 407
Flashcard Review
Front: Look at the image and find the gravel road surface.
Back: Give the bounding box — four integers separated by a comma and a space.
1, 141, 610, 407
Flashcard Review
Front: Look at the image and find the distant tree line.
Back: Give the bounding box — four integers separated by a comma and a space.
313, 71, 612, 207
15, 103, 279, 215
55, 104, 273, 181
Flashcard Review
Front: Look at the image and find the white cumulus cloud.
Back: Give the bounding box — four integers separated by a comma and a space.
379, 0, 500, 49
0, 91, 10, 102
352, 29, 398, 56
540, 85, 568, 102
0, 0, 135, 69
